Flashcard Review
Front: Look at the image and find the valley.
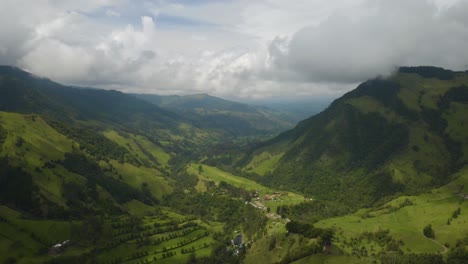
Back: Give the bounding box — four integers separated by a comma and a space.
0, 66, 467, 264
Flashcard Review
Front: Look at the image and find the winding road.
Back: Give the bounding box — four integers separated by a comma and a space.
429, 238, 448, 253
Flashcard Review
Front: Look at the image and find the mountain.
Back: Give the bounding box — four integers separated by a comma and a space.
0, 66, 237, 161
236, 97, 334, 124
241, 66, 468, 208
132, 93, 299, 137
0, 66, 274, 264
0, 66, 194, 214
0, 66, 181, 124
1, 65, 468, 264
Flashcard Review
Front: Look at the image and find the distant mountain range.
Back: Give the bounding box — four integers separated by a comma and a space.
132, 93, 323, 137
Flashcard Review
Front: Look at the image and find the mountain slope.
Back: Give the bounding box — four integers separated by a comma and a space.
0, 66, 218, 215
0, 66, 180, 126
0, 66, 231, 161
133, 93, 298, 137
245, 168, 468, 264
0, 66, 272, 263
242, 66, 468, 208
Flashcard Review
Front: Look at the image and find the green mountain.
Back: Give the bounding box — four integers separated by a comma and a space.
0, 66, 269, 263
132, 93, 298, 137
0, 65, 201, 216
1, 67, 185, 123
1, 65, 468, 264
241, 66, 468, 208
238, 67, 468, 263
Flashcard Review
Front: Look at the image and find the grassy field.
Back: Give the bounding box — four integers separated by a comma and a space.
123, 200, 160, 216
245, 233, 319, 264
0, 221, 43, 261
242, 139, 290, 177
0, 112, 83, 205
314, 166, 468, 256
103, 130, 172, 168
0, 112, 74, 165
10, 219, 74, 245
245, 152, 285, 176
188, 163, 272, 192
105, 160, 173, 200
0, 205, 84, 264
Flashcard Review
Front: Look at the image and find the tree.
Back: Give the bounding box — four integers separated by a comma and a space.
423, 224, 435, 239
3, 257, 17, 264
452, 208, 461, 219
447, 246, 468, 264
320, 229, 334, 247
187, 252, 197, 264
198, 165, 203, 174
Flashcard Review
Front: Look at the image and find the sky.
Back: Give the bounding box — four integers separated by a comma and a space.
1, 0, 468, 99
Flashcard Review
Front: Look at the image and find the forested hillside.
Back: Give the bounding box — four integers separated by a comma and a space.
0, 66, 270, 263
241, 66, 468, 208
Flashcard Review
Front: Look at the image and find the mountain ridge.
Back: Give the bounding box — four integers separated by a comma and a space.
132, 92, 302, 137
240, 66, 468, 208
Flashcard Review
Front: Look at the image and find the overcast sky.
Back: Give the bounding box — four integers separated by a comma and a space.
1, 0, 467, 99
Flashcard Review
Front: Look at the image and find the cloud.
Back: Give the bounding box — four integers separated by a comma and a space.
0, 24, 30, 66
1, 0, 468, 99
20, 39, 93, 81
268, 0, 468, 83
0, 0, 118, 65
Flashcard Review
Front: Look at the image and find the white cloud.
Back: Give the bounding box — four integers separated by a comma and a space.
20, 39, 93, 81
269, 0, 468, 83
1, 0, 468, 99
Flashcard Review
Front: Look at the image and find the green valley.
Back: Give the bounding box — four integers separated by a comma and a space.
1, 66, 468, 264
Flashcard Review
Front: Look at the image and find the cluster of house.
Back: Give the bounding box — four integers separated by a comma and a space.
249, 191, 289, 213
48, 240, 70, 256
262, 192, 283, 201
250, 201, 267, 211
252, 191, 286, 201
